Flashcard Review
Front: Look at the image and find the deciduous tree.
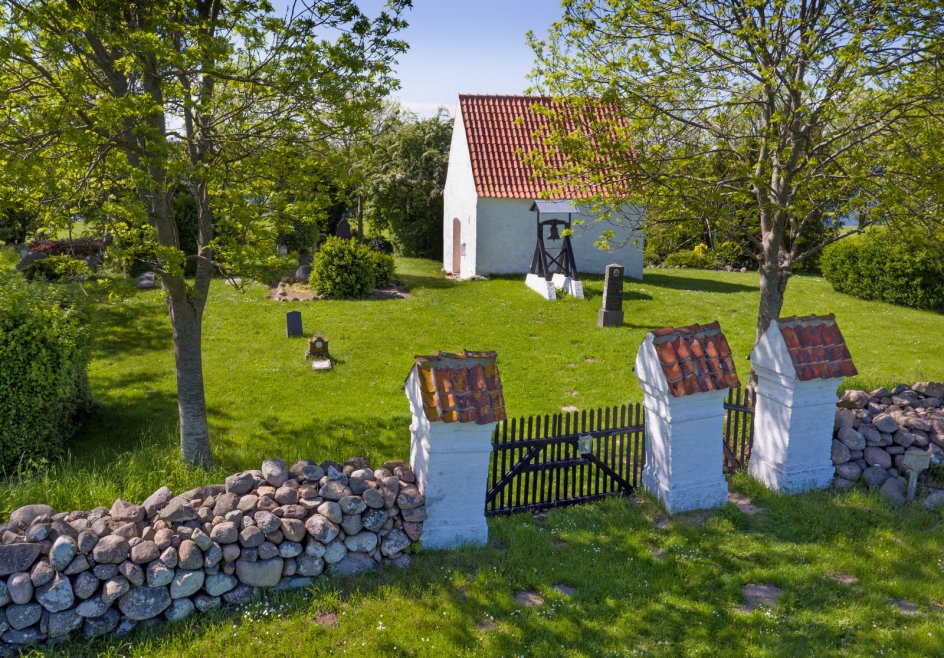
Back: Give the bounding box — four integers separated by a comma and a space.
529, 0, 944, 342
0, 0, 409, 465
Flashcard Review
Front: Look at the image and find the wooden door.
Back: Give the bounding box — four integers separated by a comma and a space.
452, 218, 461, 274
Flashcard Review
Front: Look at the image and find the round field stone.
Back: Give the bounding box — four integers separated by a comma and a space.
49, 536, 78, 572
305, 516, 339, 543
235, 557, 283, 587
381, 529, 411, 557
317, 501, 342, 523
92, 535, 130, 564
8, 572, 33, 604
864, 447, 893, 469
344, 532, 378, 553
130, 540, 160, 564
36, 573, 74, 612
261, 458, 289, 487
210, 521, 238, 544
82, 608, 120, 637
118, 586, 172, 621
0, 544, 42, 577
170, 569, 204, 599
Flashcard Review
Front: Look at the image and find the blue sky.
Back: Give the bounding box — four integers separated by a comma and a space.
360, 1, 564, 116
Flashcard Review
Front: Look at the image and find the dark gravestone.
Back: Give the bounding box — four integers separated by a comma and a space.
597, 264, 624, 327
335, 219, 352, 239
286, 311, 303, 338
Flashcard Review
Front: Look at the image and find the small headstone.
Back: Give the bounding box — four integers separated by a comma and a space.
277, 244, 289, 256
294, 264, 312, 284
900, 449, 931, 502
286, 311, 303, 338
335, 218, 352, 239
307, 334, 331, 370
135, 271, 156, 290
597, 264, 624, 327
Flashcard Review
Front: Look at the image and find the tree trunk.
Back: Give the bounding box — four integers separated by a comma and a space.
165, 287, 213, 467
756, 260, 789, 344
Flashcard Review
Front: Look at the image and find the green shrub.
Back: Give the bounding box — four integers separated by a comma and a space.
821, 231, 944, 311
19, 255, 90, 282
371, 251, 396, 286
662, 250, 716, 269
0, 273, 91, 472
312, 237, 377, 299
367, 236, 394, 255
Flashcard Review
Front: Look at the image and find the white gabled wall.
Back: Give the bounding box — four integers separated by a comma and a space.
442, 103, 478, 277
474, 198, 644, 279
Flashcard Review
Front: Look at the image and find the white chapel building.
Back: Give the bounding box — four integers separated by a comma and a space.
442, 94, 644, 280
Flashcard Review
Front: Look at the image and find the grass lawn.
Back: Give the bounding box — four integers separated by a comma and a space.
2, 255, 944, 656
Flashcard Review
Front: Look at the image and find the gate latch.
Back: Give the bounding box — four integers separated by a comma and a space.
578, 434, 593, 455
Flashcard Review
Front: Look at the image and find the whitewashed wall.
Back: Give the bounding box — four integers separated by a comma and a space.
474, 198, 644, 279
442, 104, 478, 278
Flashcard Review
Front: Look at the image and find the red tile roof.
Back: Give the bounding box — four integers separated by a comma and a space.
649, 322, 740, 397
776, 315, 857, 381
458, 94, 632, 199
411, 350, 506, 424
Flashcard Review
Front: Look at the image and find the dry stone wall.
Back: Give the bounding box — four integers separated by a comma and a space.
832, 383, 944, 507
0, 457, 424, 652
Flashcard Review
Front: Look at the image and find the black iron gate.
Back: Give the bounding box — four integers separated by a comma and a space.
485, 405, 644, 516
485, 388, 756, 515
723, 387, 755, 473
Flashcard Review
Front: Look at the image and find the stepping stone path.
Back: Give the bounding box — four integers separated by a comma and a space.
554, 584, 576, 597
895, 599, 919, 615
740, 584, 783, 612
728, 491, 763, 515
514, 590, 544, 607
832, 572, 858, 585
561, 405, 579, 413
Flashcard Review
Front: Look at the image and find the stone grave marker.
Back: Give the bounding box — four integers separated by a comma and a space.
285, 311, 303, 338
335, 218, 352, 239
900, 449, 931, 502
597, 264, 624, 327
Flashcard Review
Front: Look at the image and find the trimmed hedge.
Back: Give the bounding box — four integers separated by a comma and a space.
0, 273, 91, 472
312, 237, 377, 299
820, 231, 944, 311
662, 249, 716, 269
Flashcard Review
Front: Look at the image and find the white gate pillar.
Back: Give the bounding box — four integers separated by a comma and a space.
748, 314, 857, 493
404, 350, 505, 549
635, 322, 740, 514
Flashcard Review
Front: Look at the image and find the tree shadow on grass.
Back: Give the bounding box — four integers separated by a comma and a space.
398, 271, 459, 292
208, 412, 413, 473
643, 272, 757, 294
87, 292, 172, 359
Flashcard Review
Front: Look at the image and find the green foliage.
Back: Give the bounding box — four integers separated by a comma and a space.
20, 255, 91, 282
821, 231, 944, 311
366, 235, 394, 254
0, 273, 90, 472
0, 206, 38, 245
370, 251, 396, 286
312, 237, 377, 299
662, 249, 716, 269
363, 109, 452, 257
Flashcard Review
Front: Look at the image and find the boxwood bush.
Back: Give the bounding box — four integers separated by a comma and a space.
0, 273, 91, 472
662, 249, 716, 269
821, 231, 944, 311
312, 237, 377, 299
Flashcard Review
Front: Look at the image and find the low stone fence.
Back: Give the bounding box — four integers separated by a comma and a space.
832, 383, 944, 506
0, 457, 424, 650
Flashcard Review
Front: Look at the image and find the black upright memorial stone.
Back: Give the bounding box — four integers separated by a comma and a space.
597, 264, 624, 327
335, 218, 352, 239
286, 311, 303, 338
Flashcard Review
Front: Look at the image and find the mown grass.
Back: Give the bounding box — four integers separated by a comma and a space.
31, 478, 944, 657
2, 253, 944, 656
